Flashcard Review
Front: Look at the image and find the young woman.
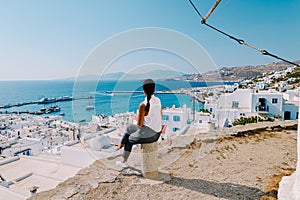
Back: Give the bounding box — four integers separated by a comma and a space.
108, 79, 162, 168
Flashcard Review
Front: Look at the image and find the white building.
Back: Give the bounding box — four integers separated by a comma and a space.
255, 82, 269, 90
162, 105, 191, 138
91, 114, 110, 126
278, 97, 300, 199
205, 89, 299, 128
193, 112, 214, 132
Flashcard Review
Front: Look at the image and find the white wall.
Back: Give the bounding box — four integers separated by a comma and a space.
162, 106, 191, 138
218, 89, 252, 111
194, 113, 213, 131
2, 139, 43, 157
282, 103, 299, 120
252, 93, 283, 116
278, 104, 300, 199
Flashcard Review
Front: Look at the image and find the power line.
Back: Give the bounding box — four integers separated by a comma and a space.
188, 0, 299, 67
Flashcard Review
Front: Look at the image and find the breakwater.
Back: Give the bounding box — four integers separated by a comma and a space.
0, 96, 93, 109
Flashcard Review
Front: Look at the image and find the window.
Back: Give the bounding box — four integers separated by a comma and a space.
162, 115, 169, 120
199, 120, 202, 124
209, 108, 213, 112
272, 98, 278, 104
172, 127, 180, 132
173, 116, 180, 121
232, 101, 239, 108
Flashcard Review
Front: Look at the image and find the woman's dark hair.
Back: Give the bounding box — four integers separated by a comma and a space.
142, 79, 155, 112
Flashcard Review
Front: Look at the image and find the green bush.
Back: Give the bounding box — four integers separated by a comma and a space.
199, 108, 210, 113
232, 116, 274, 126
274, 114, 281, 119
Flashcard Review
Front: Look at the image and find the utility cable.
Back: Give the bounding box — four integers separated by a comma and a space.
188, 0, 299, 67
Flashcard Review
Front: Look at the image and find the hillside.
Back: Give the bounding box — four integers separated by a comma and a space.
29, 121, 297, 200
183, 60, 300, 82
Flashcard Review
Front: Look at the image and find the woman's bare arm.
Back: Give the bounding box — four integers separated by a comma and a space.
137, 103, 146, 127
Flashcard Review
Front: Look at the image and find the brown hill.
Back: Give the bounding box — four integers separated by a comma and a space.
183, 60, 300, 82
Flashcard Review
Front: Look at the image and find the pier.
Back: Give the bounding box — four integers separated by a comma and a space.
106, 90, 205, 103
105, 90, 183, 94
0, 96, 93, 110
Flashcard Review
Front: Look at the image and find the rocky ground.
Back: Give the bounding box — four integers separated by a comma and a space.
29, 121, 298, 200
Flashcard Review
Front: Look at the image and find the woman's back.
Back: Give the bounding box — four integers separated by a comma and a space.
143, 95, 161, 132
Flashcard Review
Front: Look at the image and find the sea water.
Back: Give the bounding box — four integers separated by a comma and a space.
0, 80, 231, 122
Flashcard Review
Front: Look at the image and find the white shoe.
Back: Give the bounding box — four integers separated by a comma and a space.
107, 149, 123, 160
116, 161, 128, 168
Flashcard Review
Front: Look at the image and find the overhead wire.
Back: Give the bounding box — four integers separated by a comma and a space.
188, 0, 299, 67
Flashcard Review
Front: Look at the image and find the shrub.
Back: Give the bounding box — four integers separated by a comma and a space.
232, 116, 273, 126
274, 114, 281, 119
199, 108, 210, 113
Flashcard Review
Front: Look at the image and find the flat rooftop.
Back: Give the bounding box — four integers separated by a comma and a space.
0, 154, 81, 199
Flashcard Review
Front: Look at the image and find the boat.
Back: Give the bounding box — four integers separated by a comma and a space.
57, 96, 73, 102
85, 105, 94, 110
106, 92, 115, 96
50, 105, 61, 112
59, 112, 65, 116
38, 97, 56, 104
104, 91, 115, 96
34, 111, 44, 115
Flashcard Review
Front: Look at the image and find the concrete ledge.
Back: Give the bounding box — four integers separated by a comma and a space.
0, 156, 19, 166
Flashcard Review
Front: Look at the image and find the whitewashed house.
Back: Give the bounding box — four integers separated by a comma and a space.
1, 138, 43, 157
205, 89, 299, 128
91, 114, 110, 126
224, 85, 237, 93
193, 112, 214, 132
255, 82, 269, 90
285, 66, 296, 74
162, 105, 191, 138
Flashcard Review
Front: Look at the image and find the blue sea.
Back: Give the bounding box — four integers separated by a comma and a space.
0, 80, 232, 123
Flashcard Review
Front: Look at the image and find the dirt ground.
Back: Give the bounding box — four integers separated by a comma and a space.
30, 127, 297, 200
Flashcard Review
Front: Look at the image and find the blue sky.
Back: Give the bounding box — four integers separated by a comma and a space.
0, 0, 299, 80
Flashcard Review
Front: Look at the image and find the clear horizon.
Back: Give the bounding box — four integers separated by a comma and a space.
0, 0, 299, 80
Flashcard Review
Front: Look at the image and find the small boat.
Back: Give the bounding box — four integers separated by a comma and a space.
85, 105, 94, 110
107, 92, 115, 96
79, 119, 86, 123
35, 111, 44, 115
59, 112, 65, 116
57, 96, 73, 101
38, 97, 56, 104
104, 91, 115, 96
51, 105, 61, 112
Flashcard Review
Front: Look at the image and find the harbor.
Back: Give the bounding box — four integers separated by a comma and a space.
0, 96, 93, 109
0, 96, 93, 116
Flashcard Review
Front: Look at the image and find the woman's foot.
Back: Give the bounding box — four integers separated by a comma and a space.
116, 161, 128, 168
107, 148, 123, 160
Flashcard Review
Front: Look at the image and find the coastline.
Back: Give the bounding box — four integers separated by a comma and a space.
0, 79, 219, 123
